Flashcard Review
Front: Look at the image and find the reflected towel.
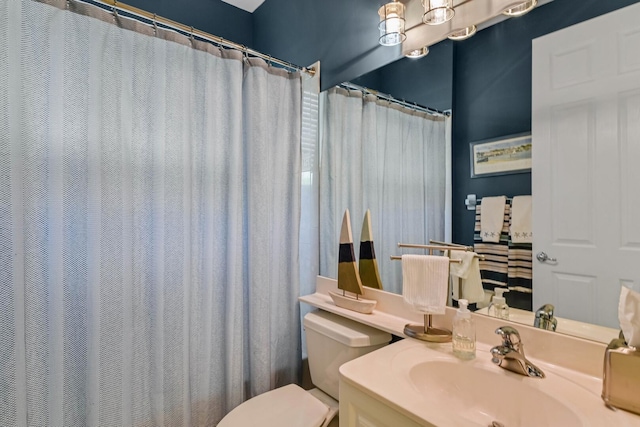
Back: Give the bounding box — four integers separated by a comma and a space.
480, 196, 507, 243
449, 250, 485, 304
510, 195, 532, 243
402, 255, 449, 315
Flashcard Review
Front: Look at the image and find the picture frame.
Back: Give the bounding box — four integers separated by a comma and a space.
470, 133, 532, 178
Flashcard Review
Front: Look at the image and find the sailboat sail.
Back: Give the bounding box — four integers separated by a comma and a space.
359, 210, 383, 290
337, 209, 364, 296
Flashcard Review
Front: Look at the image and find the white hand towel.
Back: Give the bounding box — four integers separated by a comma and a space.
402, 254, 449, 315
449, 250, 485, 304
449, 250, 473, 279
510, 195, 532, 243
480, 196, 507, 243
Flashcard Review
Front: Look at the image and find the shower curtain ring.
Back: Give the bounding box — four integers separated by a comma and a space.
241, 45, 249, 63
152, 13, 158, 35
112, 0, 118, 18
189, 26, 195, 42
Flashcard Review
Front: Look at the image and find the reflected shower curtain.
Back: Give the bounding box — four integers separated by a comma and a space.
0, 1, 302, 426
319, 88, 448, 295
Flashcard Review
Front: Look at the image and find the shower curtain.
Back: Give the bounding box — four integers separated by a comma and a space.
0, 1, 302, 426
319, 87, 449, 295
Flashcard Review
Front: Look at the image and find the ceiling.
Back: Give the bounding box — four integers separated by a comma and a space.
221, 0, 265, 13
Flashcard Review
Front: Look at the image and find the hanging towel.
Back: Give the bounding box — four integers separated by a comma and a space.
448, 250, 474, 278
402, 255, 449, 315
508, 240, 533, 296
449, 250, 485, 304
474, 203, 508, 289
510, 195, 532, 243
480, 196, 507, 243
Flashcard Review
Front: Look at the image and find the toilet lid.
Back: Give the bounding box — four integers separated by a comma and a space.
218, 384, 330, 427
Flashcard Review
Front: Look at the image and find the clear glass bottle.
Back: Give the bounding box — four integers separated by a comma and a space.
488, 288, 510, 320
452, 299, 476, 360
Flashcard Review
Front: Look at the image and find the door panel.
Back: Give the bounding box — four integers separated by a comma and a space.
549, 102, 595, 246
619, 29, 640, 74
554, 273, 597, 325
619, 90, 640, 248
532, 2, 640, 329
550, 44, 595, 90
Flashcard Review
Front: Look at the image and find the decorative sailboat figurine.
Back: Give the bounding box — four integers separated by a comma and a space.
329, 209, 377, 314
359, 209, 383, 290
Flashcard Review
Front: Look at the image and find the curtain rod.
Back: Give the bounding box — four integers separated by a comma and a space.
79, 0, 315, 76
338, 82, 450, 117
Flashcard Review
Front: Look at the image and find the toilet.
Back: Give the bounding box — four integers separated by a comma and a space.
218, 309, 392, 426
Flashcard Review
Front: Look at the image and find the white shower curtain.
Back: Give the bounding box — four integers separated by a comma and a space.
0, 1, 302, 426
319, 87, 448, 295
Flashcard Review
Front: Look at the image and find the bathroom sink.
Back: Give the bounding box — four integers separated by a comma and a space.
409, 360, 581, 426
339, 339, 640, 426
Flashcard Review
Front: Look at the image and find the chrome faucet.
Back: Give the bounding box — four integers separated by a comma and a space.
534, 304, 557, 331
490, 326, 545, 378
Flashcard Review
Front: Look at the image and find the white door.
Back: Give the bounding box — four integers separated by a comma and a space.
532, 3, 640, 329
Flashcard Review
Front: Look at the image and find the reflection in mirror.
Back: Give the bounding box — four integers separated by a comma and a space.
317, 86, 450, 297
476, 306, 619, 343
320, 0, 640, 344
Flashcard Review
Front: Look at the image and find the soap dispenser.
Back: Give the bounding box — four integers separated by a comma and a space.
452, 299, 476, 360
488, 288, 510, 320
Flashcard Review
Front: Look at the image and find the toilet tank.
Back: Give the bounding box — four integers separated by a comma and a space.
303, 310, 392, 400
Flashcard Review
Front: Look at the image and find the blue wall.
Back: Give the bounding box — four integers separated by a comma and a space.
349, 0, 640, 247
252, 0, 403, 91
451, 0, 640, 246
351, 40, 454, 112
125, 0, 253, 47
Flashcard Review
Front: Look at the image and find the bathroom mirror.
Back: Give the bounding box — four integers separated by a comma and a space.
320, 0, 639, 345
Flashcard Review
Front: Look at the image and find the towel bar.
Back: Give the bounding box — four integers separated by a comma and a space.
390, 256, 461, 262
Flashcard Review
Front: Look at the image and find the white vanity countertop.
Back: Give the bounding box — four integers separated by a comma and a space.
339, 338, 640, 427
301, 276, 609, 378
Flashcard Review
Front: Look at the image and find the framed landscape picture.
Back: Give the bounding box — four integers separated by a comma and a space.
470, 133, 532, 178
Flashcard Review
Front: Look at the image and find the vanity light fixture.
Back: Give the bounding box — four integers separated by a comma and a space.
378, 1, 407, 46
405, 46, 429, 59
422, 0, 454, 26
447, 25, 477, 41
502, 0, 538, 17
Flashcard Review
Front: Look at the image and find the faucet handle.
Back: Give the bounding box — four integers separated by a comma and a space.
495, 326, 521, 349
535, 304, 555, 319
534, 304, 558, 331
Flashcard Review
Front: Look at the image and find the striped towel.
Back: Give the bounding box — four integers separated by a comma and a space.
474, 201, 509, 290
480, 196, 507, 242
510, 195, 532, 243
474, 198, 533, 310
508, 241, 532, 294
